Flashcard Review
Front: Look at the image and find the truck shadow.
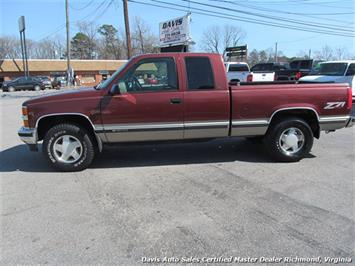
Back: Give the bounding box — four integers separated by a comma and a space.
0, 138, 315, 172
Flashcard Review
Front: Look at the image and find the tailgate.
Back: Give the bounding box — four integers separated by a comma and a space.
252, 72, 275, 82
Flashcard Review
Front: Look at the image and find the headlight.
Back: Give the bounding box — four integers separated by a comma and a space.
22, 106, 29, 127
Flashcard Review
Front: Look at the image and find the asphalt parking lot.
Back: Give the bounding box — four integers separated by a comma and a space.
0, 89, 354, 265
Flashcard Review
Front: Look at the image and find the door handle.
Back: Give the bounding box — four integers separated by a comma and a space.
170, 98, 182, 104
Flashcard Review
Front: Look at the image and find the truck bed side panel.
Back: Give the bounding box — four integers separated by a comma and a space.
230, 83, 350, 136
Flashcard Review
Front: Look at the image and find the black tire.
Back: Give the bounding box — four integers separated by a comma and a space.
264, 117, 314, 162
42, 123, 96, 171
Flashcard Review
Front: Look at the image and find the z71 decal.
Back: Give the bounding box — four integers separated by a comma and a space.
324, 102, 346, 109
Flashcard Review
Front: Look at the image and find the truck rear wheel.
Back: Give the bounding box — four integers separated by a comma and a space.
264, 118, 313, 162
43, 123, 95, 171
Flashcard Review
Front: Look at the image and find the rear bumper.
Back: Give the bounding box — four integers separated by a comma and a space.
18, 127, 38, 150
346, 116, 355, 128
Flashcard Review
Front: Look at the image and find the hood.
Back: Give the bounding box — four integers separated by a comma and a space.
23, 87, 102, 106
299, 75, 341, 82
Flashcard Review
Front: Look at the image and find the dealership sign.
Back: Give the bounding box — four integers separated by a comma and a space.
159, 15, 191, 47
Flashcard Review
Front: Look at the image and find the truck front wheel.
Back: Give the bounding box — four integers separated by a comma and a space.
43, 124, 96, 171
265, 118, 314, 162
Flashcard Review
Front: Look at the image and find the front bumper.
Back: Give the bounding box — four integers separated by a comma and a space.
346, 116, 355, 128
18, 127, 38, 150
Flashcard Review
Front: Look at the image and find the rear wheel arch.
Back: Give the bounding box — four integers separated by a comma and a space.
268, 108, 320, 139
36, 114, 102, 151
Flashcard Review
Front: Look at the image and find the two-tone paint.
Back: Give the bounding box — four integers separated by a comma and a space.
19, 53, 353, 149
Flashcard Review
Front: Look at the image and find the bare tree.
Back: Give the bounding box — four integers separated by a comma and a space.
333, 46, 350, 60
131, 16, 158, 55
314, 45, 334, 60
34, 38, 64, 59
223, 25, 245, 55
201, 24, 245, 55
201, 25, 221, 53
296, 50, 310, 59
0, 36, 21, 58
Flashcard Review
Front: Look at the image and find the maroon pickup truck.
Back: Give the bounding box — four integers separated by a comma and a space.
18, 53, 354, 171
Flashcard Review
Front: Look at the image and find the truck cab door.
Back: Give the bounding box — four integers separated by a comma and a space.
182, 56, 230, 139
100, 57, 184, 142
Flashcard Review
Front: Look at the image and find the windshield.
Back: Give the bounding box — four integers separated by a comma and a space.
315, 63, 348, 76
96, 61, 129, 89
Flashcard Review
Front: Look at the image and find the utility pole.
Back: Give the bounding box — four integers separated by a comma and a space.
274, 42, 278, 63
65, 0, 71, 86
18, 16, 28, 77
23, 30, 29, 77
308, 49, 312, 59
123, 0, 132, 59
19, 32, 26, 76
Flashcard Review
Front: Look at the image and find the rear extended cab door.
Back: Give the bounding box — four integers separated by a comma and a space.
181, 54, 230, 139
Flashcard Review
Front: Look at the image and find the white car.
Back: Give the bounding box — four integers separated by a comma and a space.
225, 62, 250, 82
299, 60, 355, 101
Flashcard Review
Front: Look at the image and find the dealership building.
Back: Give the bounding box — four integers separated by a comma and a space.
0, 59, 127, 86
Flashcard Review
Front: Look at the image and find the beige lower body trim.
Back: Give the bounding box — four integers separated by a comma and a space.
319, 116, 350, 131
231, 119, 269, 137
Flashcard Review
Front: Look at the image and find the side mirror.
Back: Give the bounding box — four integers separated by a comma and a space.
109, 81, 127, 95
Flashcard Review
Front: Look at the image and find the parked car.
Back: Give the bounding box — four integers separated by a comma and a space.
52, 76, 67, 89
299, 60, 355, 101
18, 53, 354, 171
248, 60, 323, 82
288, 59, 323, 79
2, 76, 45, 92
36, 76, 53, 89
248, 63, 278, 82
225, 62, 250, 82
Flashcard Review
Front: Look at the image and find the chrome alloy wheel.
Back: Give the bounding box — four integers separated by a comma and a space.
53, 135, 83, 163
279, 127, 305, 155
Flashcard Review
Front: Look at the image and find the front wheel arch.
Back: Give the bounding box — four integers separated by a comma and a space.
36, 114, 102, 152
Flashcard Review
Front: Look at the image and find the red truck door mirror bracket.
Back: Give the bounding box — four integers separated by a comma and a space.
109, 82, 127, 95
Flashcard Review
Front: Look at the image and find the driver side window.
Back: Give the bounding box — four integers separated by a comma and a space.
122, 57, 178, 93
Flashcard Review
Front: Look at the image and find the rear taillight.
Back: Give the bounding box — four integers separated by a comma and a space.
347, 86, 353, 110
247, 74, 253, 82
295, 71, 302, 80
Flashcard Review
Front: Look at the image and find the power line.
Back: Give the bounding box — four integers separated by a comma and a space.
69, 0, 95, 10
87, 0, 115, 24
133, 0, 354, 37
74, 0, 110, 24
34, 0, 112, 42
181, 0, 354, 32
210, 0, 354, 26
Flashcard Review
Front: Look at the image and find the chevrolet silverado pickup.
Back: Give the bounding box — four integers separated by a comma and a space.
18, 53, 354, 171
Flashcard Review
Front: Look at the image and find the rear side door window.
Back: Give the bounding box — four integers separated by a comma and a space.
185, 57, 215, 90
228, 64, 249, 72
